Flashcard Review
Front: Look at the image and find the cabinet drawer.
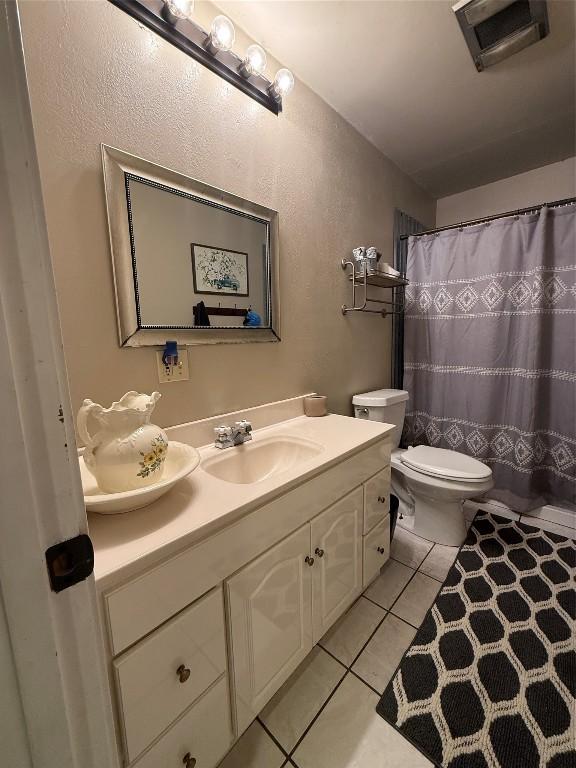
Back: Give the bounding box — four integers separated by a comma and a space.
363, 515, 390, 588
133, 677, 232, 768
114, 587, 226, 763
363, 466, 391, 534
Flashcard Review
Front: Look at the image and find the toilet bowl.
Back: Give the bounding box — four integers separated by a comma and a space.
353, 389, 493, 546
391, 446, 493, 546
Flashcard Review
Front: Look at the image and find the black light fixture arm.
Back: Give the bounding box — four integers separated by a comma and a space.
108, 0, 291, 115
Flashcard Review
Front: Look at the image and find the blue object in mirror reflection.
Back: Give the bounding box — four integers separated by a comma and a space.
244, 310, 261, 327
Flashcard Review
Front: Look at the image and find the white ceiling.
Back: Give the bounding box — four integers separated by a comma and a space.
217, 0, 576, 198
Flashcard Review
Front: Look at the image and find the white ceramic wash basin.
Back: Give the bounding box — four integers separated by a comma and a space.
201, 435, 324, 485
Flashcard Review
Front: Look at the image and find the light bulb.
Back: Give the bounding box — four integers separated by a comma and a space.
163, 0, 194, 21
269, 68, 294, 101
239, 44, 267, 78
205, 14, 235, 54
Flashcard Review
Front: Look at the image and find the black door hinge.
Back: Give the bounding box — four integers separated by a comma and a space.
45, 534, 94, 593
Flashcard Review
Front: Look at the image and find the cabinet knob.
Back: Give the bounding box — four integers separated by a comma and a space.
314, 548, 324, 558
177, 664, 191, 684
377, 495, 386, 504
305, 555, 315, 566
377, 546, 386, 555
182, 753, 197, 768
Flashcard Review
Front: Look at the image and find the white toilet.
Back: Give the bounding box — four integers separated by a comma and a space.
353, 389, 493, 546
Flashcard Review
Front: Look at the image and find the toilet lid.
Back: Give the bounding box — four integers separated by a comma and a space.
401, 446, 492, 481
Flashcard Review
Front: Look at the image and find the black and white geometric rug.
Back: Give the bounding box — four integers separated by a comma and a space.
377, 511, 575, 768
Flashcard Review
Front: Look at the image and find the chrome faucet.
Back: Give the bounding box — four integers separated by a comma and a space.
214, 419, 253, 450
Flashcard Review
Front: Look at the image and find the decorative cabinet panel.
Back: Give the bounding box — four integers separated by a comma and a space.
226, 525, 313, 736
133, 677, 232, 768
114, 587, 226, 763
363, 466, 391, 534
363, 514, 390, 588
311, 488, 363, 642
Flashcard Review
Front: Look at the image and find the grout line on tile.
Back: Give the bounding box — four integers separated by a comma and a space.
347, 608, 389, 670
256, 715, 291, 760
362, 592, 393, 611
416, 569, 444, 584
286, 670, 350, 759
387, 609, 419, 631
363, 558, 421, 613
389, 554, 417, 568
384, 563, 421, 614
316, 642, 349, 671
417, 546, 437, 575
349, 667, 381, 697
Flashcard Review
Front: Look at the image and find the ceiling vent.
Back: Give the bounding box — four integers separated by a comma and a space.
453, 0, 549, 71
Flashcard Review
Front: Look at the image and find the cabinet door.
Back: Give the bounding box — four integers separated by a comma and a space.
311, 488, 363, 643
227, 525, 313, 736
363, 514, 390, 588
363, 465, 391, 533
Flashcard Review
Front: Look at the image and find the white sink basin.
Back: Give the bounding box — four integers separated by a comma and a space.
201, 435, 324, 485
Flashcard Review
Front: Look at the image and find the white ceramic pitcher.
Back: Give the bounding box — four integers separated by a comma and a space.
77, 391, 168, 493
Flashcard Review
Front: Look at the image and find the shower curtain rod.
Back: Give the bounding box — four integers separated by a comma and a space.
400, 196, 576, 240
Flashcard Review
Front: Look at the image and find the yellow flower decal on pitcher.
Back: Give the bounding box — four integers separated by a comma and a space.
137, 435, 168, 478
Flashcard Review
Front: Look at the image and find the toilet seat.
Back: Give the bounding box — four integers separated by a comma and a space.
400, 445, 492, 483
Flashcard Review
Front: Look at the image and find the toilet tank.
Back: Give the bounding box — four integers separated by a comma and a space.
352, 389, 409, 449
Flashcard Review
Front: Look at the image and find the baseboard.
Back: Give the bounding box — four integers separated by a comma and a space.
464, 498, 575, 528
521, 504, 576, 529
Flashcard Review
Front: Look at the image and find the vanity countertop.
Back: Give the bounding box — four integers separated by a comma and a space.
89, 414, 393, 588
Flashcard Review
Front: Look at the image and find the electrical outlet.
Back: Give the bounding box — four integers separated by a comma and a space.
156, 349, 189, 383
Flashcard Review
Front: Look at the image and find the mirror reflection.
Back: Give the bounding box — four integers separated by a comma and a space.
128, 176, 270, 329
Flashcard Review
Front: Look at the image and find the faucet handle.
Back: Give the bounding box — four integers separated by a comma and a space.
236, 420, 252, 433
215, 425, 232, 438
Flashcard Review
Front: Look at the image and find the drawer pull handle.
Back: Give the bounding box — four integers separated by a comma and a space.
314, 548, 325, 558
305, 555, 315, 566
182, 753, 197, 767
176, 664, 191, 684
377, 496, 386, 504
377, 546, 386, 555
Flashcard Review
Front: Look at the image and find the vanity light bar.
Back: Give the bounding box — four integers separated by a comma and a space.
108, 0, 294, 115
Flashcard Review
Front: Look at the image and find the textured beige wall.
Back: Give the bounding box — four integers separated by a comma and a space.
436, 158, 576, 226
19, 0, 434, 429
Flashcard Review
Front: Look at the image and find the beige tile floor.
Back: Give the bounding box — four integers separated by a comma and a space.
219, 525, 461, 768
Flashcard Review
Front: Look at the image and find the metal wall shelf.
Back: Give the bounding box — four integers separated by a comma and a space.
341, 259, 407, 317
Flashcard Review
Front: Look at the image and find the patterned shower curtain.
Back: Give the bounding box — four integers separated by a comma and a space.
402, 203, 576, 512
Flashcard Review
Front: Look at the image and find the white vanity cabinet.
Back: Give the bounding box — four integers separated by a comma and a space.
96, 426, 392, 768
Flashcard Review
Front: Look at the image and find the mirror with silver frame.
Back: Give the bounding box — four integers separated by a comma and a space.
101, 145, 280, 346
